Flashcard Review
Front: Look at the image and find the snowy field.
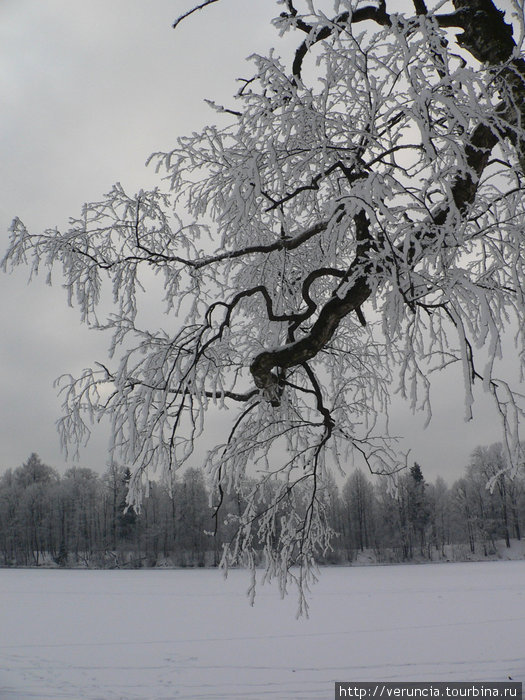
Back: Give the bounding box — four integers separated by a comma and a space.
0, 562, 524, 700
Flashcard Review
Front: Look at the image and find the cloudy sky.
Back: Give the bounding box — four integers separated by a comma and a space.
0, 0, 515, 483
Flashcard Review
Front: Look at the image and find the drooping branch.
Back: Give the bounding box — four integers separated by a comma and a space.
4, 0, 525, 603
26, 211, 332, 277
133, 217, 331, 270
250, 1, 525, 405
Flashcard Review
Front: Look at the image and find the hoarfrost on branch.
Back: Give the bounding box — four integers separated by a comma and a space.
4, 0, 525, 606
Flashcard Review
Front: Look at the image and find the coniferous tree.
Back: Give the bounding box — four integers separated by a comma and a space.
407, 463, 430, 556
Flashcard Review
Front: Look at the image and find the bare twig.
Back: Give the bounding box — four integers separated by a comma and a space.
173, 0, 221, 30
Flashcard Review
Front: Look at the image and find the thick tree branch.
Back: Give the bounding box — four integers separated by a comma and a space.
58, 217, 332, 274
290, 1, 391, 81
250, 0, 525, 405
251, 279, 371, 398
451, 0, 515, 64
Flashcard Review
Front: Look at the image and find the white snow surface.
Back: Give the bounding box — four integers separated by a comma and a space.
0, 562, 524, 699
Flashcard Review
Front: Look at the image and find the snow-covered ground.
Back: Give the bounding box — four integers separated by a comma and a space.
0, 562, 524, 699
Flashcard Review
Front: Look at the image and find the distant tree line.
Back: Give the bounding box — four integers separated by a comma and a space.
0, 445, 523, 568
332, 450, 524, 564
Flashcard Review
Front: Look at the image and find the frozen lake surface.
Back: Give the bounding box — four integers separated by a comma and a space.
1, 562, 524, 699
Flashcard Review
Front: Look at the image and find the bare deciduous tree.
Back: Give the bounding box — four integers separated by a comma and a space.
3, 0, 525, 606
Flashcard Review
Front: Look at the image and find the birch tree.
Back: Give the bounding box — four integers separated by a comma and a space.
4, 0, 525, 601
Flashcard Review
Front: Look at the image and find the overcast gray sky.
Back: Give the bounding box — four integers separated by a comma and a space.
0, 0, 516, 484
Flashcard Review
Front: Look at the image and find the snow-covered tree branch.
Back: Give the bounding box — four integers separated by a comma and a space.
4, 0, 525, 601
